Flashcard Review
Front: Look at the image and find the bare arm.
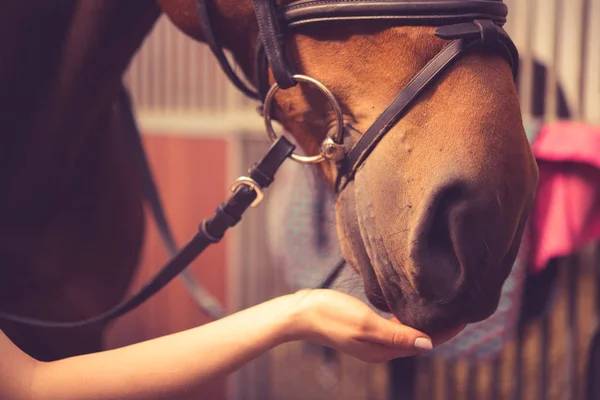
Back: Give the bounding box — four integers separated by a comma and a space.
30, 293, 297, 400
1, 297, 285, 400
0, 330, 37, 400
1, 289, 458, 400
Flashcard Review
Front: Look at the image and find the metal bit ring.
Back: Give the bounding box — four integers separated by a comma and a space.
262, 74, 344, 164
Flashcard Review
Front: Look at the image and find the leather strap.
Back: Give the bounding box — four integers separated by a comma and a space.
316, 258, 347, 289
282, 0, 508, 27
254, 40, 272, 102
436, 20, 519, 79
337, 38, 473, 190
195, 0, 259, 99
252, 0, 297, 89
120, 87, 227, 320
0, 136, 296, 328
473, 19, 498, 46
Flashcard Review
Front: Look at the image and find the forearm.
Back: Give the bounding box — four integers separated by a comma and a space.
31, 294, 300, 400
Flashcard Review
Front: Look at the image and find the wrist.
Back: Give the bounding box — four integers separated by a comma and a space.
273, 290, 316, 344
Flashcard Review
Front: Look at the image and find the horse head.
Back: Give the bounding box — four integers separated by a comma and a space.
157, 0, 538, 335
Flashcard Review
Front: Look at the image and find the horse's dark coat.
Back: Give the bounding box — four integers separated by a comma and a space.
0, 1, 160, 361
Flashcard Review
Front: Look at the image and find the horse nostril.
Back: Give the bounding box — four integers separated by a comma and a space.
411, 180, 475, 304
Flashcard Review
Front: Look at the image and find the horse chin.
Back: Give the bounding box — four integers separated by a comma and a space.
345, 249, 465, 335
352, 258, 392, 314
350, 226, 518, 335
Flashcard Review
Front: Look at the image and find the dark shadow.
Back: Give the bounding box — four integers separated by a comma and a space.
515, 58, 571, 120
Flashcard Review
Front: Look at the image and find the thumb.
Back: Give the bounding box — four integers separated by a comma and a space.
368, 317, 433, 353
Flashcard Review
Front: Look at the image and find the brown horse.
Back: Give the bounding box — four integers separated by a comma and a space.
0, 0, 537, 363
158, 0, 538, 334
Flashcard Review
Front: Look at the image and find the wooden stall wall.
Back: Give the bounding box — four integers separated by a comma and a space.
103, 135, 230, 400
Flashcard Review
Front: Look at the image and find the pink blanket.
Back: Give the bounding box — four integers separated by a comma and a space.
529, 121, 600, 273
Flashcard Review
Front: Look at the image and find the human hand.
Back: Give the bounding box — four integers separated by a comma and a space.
281, 289, 464, 363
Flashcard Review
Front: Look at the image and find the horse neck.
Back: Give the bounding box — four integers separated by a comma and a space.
0, 1, 160, 214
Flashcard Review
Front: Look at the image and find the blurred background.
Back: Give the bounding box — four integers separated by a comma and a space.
102, 0, 600, 399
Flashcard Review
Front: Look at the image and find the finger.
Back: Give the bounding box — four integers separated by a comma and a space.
364, 317, 433, 353
389, 317, 467, 347
388, 317, 466, 347
354, 339, 430, 362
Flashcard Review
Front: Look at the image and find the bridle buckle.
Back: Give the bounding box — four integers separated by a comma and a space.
230, 176, 265, 207
321, 137, 346, 161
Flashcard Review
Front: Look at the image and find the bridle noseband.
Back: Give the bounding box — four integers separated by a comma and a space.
197, 0, 518, 192
0, 0, 519, 329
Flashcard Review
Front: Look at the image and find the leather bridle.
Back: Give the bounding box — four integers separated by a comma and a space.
0, 0, 519, 329
197, 0, 518, 190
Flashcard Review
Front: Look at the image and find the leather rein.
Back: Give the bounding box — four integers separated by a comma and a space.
0, 0, 518, 329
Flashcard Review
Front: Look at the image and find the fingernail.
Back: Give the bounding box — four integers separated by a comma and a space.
414, 337, 433, 352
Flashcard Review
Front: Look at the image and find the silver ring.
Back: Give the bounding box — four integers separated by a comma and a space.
263, 74, 344, 164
